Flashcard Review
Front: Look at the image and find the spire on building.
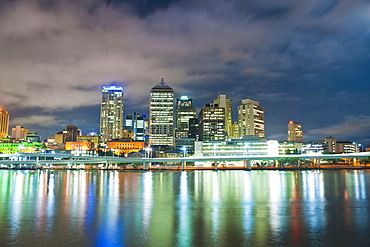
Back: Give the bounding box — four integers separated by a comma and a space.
152, 76, 172, 90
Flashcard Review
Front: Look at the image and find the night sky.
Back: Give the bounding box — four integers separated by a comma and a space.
0, 0, 369, 146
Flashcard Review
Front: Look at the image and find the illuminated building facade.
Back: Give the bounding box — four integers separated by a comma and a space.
176, 96, 196, 138
337, 141, 360, 153
323, 136, 337, 153
65, 141, 95, 155
0, 108, 9, 139
278, 141, 323, 155
106, 140, 145, 156
149, 77, 175, 146
238, 99, 265, 138
287, 120, 303, 142
213, 93, 232, 138
63, 125, 80, 142
188, 118, 199, 140
195, 140, 279, 157
11, 125, 28, 140
77, 135, 100, 148
125, 112, 147, 141
26, 132, 41, 142
100, 85, 124, 143
199, 103, 226, 141
0, 139, 43, 154
175, 137, 196, 156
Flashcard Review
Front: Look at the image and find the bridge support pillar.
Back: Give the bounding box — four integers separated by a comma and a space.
36, 156, 39, 169
182, 161, 187, 171
244, 160, 251, 170
143, 161, 149, 170
353, 158, 357, 166
316, 159, 320, 169
214, 161, 218, 171
69, 158, 73, 169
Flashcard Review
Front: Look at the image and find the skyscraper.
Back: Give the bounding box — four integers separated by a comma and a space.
238, 99, 265, 138
199, 103, 226, 141
176, 96, 197, 138
100, 85, 124, 143
213, 93, 232, 137
287, 120, 303, 142
0, 108, 9, 139
149, 77, 175, 146
125, 112, 147, 141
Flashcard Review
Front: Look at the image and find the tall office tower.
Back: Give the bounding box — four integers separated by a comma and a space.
100, 85, 124, 143
176, 96, 197, 138
0, 108, 9, 139
149, 77, 175, 146
125, 112, 147, 141
287, 120, 303, 142
199, 103, 226, 141
213, 93, 232, 137
11, 125, 29, 140
188, 118, 199, 140
238, 99, 265, 138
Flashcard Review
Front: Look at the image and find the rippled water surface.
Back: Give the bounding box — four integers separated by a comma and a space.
1, 169, 370, 246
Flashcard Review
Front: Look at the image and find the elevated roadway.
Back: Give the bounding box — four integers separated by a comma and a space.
1, 152, 369, 170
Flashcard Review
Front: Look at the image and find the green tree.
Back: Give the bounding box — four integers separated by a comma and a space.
359, 157, 370, 167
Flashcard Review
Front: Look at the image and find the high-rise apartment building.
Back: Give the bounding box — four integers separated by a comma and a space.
213, 93, 232, 137
199, 103, 226, 141
100, 85, 124, 143
0, 108, 9, 139
176, 96, 197, 138
149, 77, 175, 146
125, 112, 147, 141
287, 120, 303, 142
238, 99, 265, 138
11, 125, 29, 140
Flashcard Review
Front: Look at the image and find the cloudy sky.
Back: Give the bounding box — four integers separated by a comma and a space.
0, 0, 370, 146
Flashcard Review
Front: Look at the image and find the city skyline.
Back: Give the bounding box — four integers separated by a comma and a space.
1, 0, 369, 145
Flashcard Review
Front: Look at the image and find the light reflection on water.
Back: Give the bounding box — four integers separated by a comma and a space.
0, 170, 370, 246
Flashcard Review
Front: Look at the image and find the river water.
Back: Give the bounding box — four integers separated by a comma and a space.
0, 169, 370, 246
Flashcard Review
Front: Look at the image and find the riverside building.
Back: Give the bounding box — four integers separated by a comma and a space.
176, 96, 197, 138
199, 103, 226, 141
213, 93, 233, 138
11, 125, 28, 140
100, 85, 124, 143
287, 120, 303, 142
125, 112, 147, 141
0, 108, 9, 139
149, 77, 175, 146
238, 99, 265, 138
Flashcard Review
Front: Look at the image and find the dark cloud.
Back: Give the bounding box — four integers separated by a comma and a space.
0, 0, 369, 145
106, 0, 183, 17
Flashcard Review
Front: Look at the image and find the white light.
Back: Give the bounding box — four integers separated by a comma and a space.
102, 85, 123, 91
